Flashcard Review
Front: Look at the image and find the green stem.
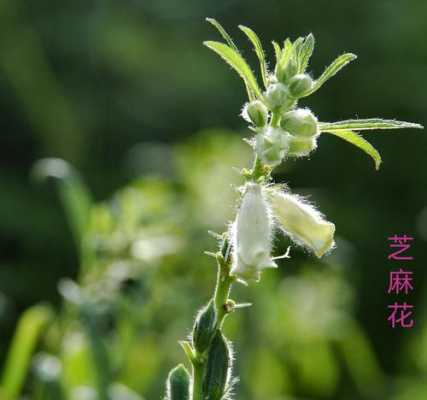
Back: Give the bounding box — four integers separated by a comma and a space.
270, 111, 280, 127
213, 260, 234, 325
192, 361, 204, 400
249, 154, 271, 183
192, 257, 233, 400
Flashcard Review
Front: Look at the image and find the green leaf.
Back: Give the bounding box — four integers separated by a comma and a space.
81, 310, 112, 399
205, 18, 239, 52
202, 331, 232, 400
32, 158, 94, 269
239, 25, 268, 89
166, 364, 191, 400
299, 33, 315, 72
179, 341, 196, 363
292, 37, 304, 60
272, 41, 282, 64
307, 53, 357, 96
323, 130, 382, 170
278, 38, 293, 70
204, 40, 262, 100
192, 300, 217, 353
320, 118, 423, 131
0, 305, 53, 399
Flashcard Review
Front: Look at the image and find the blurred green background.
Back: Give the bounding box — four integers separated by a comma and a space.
1, 1, 427, 399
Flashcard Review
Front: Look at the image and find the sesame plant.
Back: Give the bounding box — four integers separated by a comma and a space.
163, 19, 423, 400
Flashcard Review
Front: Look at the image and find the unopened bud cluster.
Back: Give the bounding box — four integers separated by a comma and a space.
247, 104, 319, 166
241, 38, 320, 167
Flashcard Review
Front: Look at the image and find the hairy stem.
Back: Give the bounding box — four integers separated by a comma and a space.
270, 111, 280, 127
192, 257, 233, 400
192, 361, 204, 400
214, 259, 234, 325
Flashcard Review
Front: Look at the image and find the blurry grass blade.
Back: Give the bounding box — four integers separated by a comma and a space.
320, 118, 424, 131
0, 305, 53, 399
32, 158, 92, 246
32, 158, 93, 269
239, 25, 268, 88
338, 321, 385, 396
81, 312, 112, 400
323, 130, 382, 170
206, 18, 239, 52
61, 332, 97, 394
204, 41, 262, 100
299, 33, 315, 72
109, 383, 144, 400
307, 53, 357, 95
33, 354, 64, 400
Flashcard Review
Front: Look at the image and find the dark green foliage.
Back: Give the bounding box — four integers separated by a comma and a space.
192, 300, 217, 354
202, 331, 232, 400
166, 364, 190, 400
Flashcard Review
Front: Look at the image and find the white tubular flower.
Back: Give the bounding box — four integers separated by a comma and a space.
231, 183, 277, 282
269, 189, 335, 257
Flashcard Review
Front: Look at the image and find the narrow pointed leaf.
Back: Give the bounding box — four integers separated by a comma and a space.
306, 53, 357, 96
239, 25, 268, 88
1, 305, 53, 399
278, 38, 293, 69
204, 41, 262, 100
292, 37, 304, 59
299, 33, 315, 72
32, 158, 92, 245
206, 18, 239, 52
323, 129, 382, 170
179, 341, 196, 363
272, 41, 282, 64
320, 118, 423, 132
32, 158, 94, 270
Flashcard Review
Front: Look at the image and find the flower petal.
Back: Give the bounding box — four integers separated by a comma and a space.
231, 183, 276, 281
270, 189, 335, 257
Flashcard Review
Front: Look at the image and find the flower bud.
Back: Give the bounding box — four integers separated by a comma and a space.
264, 83, 294, 111
288, 74, 313, 98
269, 190, 335, 257
281, 108, 318, 137
255, 127, 290, 167
241, 100, 268, 127
231, 183, 277, 282
192, 300, 217, 354
288, 135, 318, 157
276, 58, 298, 83
166, 364, 190, 400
